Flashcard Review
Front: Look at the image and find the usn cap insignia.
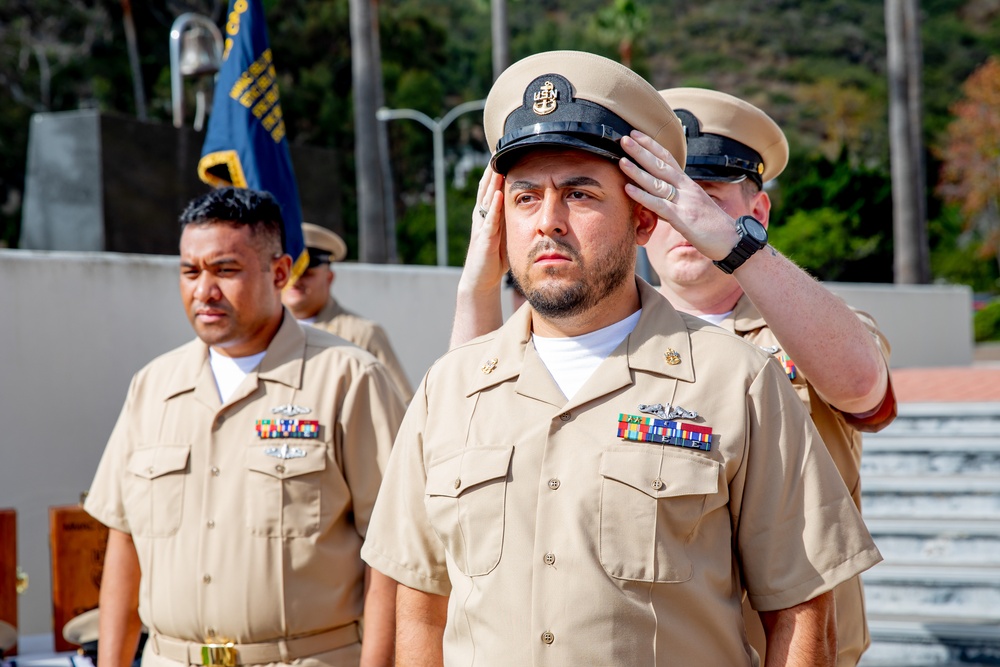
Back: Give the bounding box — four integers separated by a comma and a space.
532, 80, 559, 115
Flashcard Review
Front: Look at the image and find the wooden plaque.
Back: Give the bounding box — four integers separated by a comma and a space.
0, 509, 17, 656
49, 506, 108, 653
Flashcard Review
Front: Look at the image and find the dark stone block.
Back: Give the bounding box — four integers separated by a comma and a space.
21, 110, 343, 255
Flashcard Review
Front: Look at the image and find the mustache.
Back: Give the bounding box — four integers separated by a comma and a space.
527, 239, 579, 263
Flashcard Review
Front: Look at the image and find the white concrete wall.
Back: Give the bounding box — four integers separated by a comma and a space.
825, 282, 974, 368
0, 250, 974, 641
0, 249, 459, 643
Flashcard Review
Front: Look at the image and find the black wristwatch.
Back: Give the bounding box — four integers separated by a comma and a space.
713, 215, 768, 274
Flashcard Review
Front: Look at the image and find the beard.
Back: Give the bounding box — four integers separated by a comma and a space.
509, 226, 636, 319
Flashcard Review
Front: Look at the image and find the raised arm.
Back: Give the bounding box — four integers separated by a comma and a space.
620, 131, 890, 415
449, 168, 507, 349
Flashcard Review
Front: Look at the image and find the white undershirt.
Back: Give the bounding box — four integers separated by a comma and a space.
209, 348, 267, 403
532, 310, 642, 400
297, 316, 318, 325
696, 310, 733, 327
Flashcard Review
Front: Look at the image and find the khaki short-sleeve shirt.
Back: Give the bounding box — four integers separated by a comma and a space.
86, 314, 405, 645
310, 299, 413, 403
730, 294, 896, 509
362, 280, 881, 666
728, 294, 896, 667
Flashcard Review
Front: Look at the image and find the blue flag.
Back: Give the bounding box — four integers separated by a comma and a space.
198, 0, 307, 279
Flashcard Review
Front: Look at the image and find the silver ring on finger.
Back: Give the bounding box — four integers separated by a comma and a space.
478, 205, 488, 219
664, 183, 677, 203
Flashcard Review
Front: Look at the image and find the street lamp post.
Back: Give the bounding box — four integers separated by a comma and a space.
377, 99, 486, 267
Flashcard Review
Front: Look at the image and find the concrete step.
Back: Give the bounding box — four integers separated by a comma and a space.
861, 616, 1000, 666
862, 565, 1000, 621
862, 477, 1000, 519
862, 436, 1000, 476
867, 519, 1000, 566
878, 403, 1000, 437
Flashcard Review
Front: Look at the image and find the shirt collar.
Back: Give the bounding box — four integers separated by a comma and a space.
159, 309, 306, 402
463, 278, 696, 398
730, 293, 766, 333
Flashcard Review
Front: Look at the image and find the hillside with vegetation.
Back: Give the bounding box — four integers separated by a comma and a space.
1, 0, 999, 291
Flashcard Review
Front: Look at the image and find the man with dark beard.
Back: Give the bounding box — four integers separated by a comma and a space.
361, 51, 882, 667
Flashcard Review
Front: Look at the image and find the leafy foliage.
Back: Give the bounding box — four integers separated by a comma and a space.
974, 299, 1000, 342
769, 148, 893, 282
937, 55, 1000, 281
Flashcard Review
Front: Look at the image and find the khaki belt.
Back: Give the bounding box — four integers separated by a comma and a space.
151, 624, 361, 666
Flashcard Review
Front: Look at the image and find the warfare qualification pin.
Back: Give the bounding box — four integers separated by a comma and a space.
264, 443, 307, 460
271, 404, 311, 417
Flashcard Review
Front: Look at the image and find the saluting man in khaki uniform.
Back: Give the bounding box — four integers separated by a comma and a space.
647, 88, 896, 667
362, 50, 882, 666
282, 223, 413, 402
452, 88, 897, 667
85, 187, 405, 667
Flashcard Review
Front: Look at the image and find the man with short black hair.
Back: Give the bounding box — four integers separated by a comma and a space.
86, 187, 404, 667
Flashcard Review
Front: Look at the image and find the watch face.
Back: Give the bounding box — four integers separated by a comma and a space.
740, 216, 768, 243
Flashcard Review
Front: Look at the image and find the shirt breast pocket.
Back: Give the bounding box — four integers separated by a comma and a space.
245, 443, 328, 537
424, 446, 514, 577
599, 449, 720, 583
124, 445, 191, 538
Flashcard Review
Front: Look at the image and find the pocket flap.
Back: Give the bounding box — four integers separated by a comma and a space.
426, 446, 514, 498
246, 443, 327, 479
127, 445, 191, 480
600, 449, 719, 499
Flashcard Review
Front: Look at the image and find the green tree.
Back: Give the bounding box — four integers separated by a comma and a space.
770, 148, 894, 282
591, 0, 649, 69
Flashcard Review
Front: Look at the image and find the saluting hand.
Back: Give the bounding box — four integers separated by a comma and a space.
460, 166, 507, 294
618, 130, 741, 262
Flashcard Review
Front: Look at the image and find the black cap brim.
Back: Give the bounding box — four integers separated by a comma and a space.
684, 165, 751, 183
491, 132, 622, 174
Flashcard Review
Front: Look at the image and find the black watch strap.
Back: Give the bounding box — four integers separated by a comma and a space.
713, 216, 768, 275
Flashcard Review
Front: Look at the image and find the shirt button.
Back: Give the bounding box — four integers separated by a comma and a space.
206, 520, 215, 529
206, 628, 216, 639
543, 552, 556, 566
202, 574, 212, 584
275, 464, 286, 473
651, 478, 664, 490
147, 466, 154, 475
559, 412, 571, 422
541, 631, 555, 645
548, 478, 560, 490
211, 467, 220, 477
454, 478, 461, 489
